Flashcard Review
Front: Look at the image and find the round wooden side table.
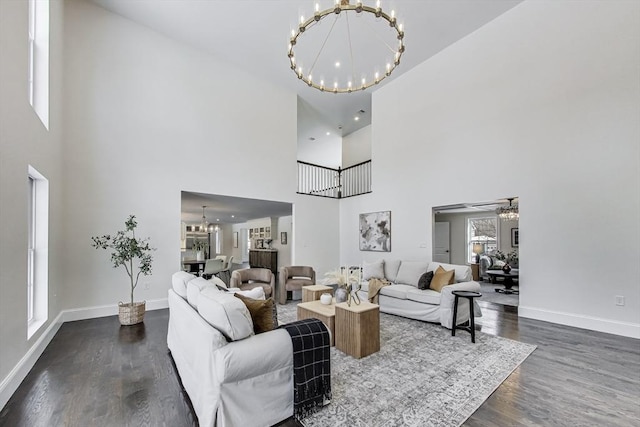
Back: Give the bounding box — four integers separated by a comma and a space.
451, 290, 482, 343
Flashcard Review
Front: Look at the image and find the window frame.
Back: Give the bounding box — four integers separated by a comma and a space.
27, 165, 49, 339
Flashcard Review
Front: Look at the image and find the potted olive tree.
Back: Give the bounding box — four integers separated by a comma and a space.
91, 215, 155, 325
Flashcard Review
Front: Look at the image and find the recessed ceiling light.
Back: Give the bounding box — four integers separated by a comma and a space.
335, 61, 340, 68
231, 215, 235, 218
216, 218, 220, 221
354, 116, 359, 121
326, 132, 330, 136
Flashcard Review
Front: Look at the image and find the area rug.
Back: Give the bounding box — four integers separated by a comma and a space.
277, 302, 536, 427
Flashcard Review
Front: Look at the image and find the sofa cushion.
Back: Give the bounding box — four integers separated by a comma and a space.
428, 262, 472, 283
172, 271, 196, 299
198, 288, 254, 341
429, 266, 455, 292
384, 259, 402, 282
379, 284, 415, 300
363, 260, 385, 280
406, 288, 441, 305
234, 294, 277, 334
187, 277, 218, 308
417, 271, 434, 290
395, 261, 429, 287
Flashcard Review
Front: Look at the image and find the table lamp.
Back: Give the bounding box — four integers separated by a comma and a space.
472, 243, 483, 264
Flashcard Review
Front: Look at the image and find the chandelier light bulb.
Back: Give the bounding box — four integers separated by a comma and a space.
315, 3, 320, 12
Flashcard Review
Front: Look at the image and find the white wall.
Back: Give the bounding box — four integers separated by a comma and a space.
59, 0, 340, 309
0, 0, 65, 405
342, 125, 371, 167
340, 0, 640, 338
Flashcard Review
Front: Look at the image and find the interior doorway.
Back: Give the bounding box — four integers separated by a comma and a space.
432, 198, 519, 307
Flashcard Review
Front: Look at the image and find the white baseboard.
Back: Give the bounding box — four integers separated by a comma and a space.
519, 305, 640, 339
0, 298, 168, 411
0, 311, 64, 411
61, 298, 168, 322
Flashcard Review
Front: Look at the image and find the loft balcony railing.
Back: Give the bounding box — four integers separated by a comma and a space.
297, 160, 372, 199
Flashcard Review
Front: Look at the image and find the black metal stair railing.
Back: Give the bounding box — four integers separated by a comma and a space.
297, 160, 371, 199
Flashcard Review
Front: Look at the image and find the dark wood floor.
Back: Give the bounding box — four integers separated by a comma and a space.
1, 302, 638, 427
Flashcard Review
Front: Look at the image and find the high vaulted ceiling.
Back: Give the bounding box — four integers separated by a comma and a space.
88, 0, 522, 140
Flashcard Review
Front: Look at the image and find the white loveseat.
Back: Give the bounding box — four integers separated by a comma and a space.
167, 271, 295, 427
356, 260, 482, 329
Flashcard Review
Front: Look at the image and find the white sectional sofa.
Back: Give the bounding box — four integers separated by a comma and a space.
355, 260, 482, 329
167, 271, 295, 427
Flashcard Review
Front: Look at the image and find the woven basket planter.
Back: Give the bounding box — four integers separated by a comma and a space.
118, 301, 146, 325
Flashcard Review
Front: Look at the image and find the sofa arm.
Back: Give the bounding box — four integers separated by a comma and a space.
213, 328, 293, 384
439, 281, 482, 329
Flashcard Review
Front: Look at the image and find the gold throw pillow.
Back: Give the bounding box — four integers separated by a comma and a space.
429, 266, 455, 292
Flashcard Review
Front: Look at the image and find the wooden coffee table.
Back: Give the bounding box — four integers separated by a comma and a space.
297, 299, 336, 346
302, 284, 334, 302
335, 301, 380, 359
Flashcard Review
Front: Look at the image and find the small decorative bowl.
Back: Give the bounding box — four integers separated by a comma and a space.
320, 293, 332, 305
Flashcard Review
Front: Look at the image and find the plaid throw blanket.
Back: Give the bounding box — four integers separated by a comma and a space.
280, 318, 332, 420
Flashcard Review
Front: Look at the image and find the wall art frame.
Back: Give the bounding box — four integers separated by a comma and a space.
359, 211, 391, 252
281, 232, 287, 245
511, 228, 519, 247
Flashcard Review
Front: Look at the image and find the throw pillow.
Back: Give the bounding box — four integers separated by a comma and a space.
384, 259, 402, 282
417, 271, 434, 290
234, 294, 277, 334
395, 261, 429, 287
429, 266, 455, 292
234, 286, 266, 300
363, 260, 385, 280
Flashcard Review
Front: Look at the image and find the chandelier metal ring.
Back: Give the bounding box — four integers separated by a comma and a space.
288, 1, 405, 94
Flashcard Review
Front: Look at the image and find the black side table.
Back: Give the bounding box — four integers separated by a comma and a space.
451, 290, 482, 343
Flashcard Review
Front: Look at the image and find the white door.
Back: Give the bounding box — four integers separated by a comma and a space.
433, 222, 450, 263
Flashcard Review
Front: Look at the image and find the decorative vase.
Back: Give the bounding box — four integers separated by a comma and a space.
320, 293, 332, 305
334, 287, 348, 303
196, 251, 204, 261
118, 301, 146, 326
502, 264, 512, 274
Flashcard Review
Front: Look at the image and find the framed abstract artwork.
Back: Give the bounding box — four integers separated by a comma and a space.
359, 211, 391, 252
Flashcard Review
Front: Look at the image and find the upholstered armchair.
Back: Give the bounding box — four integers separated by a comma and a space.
230, 268, 275, 297
279, 266, 316, 305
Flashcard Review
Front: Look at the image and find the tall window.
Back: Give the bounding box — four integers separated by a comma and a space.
467, 217, 497, 263
28, 166, 49, 338
28, 0, 49, 129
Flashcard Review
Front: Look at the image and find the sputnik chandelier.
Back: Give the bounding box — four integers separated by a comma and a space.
288, 0, 405, 93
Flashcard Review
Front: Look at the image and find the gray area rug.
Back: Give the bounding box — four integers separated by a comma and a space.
479, 282, 519, 307
278, 302, 535, 427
